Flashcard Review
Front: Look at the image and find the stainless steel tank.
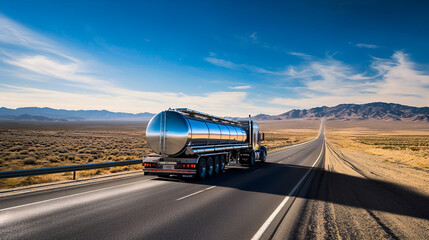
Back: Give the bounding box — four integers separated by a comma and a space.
146, 110, 247, 156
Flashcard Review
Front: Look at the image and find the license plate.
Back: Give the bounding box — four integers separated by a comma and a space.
163, 165, 174, 170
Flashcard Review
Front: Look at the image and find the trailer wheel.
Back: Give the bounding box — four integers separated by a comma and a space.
197, 158, 207, 180
213, 156, 220, 175
207, 157, 214, 177
260, 150, 266, 163
249, 150, 255, 166
220, 155, 226, 172
260, 146, 267, 163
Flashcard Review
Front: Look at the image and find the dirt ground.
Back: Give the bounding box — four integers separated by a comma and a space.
326, 120, 429, 169
279, 120, 429, 239
0, 119, 320, 189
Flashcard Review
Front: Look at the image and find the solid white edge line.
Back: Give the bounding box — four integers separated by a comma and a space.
0, 178, 152, 212
251, 140, 324, 240
176, 186, 216, 201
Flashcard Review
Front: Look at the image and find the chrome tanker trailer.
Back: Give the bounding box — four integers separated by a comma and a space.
142, 108, 267, 179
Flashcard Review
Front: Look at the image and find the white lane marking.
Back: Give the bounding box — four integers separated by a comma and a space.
176, 186, 216, 201
0, 178, 152, 212
251, 142, 324, 240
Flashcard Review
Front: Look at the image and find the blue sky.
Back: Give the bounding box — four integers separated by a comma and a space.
0, 0, 428, 116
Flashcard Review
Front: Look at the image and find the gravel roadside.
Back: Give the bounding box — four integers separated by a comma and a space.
273, 141, 429, 239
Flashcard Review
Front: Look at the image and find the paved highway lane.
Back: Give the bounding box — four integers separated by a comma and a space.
0, 129, 325, 240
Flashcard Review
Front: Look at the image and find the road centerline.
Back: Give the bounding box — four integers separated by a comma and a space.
176, 186, 216, 201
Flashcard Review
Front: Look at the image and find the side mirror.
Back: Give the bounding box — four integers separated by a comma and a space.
262, 133, 265, 141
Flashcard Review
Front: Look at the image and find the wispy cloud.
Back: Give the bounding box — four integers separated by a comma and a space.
0, 14, 76, 61
249, 32, 257, 41
272, 51, 429, 108
355, 43, 378, 49
288, 52, 313, 60
229, 85, 252, 90
0, 84, 284, 116
204, 56, 283, 75
0, 15, 285, 116
204, 57, 240, 69
3, 55, 108, 87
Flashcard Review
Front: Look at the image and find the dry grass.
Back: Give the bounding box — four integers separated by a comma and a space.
0, 119, 321, 189
0, 121, 149, 188
259, 120, 320, 149
326, 120, 429, 169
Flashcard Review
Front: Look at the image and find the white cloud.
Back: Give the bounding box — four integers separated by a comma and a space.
229, 85, 252, 90
250, 32, 257, 41
288, 52, 313, 60
204, 57, 283, 75
0, 84, 283, 116
0, 14, 76, 61
355, 43, 378, 49
3, 55, 107, 87
373, 51, 429, 97
272, 51, 429, 108
0, 14, 427, 117
204, 57, 240, 69
0, 15, 287, 116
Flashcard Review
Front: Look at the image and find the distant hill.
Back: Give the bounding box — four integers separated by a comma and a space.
253, 102, 429, 122
0, 107, 154, 121
1, 102, 428, 122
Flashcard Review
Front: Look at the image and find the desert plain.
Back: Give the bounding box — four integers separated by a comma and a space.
0, 119, 427, 195
0, 119, 320, 189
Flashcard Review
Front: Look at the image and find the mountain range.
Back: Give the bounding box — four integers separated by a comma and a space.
0, 107, 154, 121
0, 102, 428, 122
252, 102, 429, 121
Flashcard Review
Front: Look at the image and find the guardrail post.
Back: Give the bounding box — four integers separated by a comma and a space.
73, 171, 76, 180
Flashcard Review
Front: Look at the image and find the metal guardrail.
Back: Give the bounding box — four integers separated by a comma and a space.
0, 159, 142, 180
267, 145, 290, 150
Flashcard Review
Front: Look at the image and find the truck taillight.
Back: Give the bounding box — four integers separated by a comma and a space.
143, 163, 156, 168
181, 164, 196, 169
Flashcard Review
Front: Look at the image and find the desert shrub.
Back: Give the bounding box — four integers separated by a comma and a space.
9, 145, 23, 152
58, 148, 67, 153
20, 150, 29, 155
23, 157, 37, 165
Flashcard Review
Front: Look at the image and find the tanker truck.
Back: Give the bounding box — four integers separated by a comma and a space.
142, 108, 267, 180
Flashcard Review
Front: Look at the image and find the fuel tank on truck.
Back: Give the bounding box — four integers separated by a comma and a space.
146, 109, 247, 156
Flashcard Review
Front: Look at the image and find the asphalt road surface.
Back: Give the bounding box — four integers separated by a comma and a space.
7, 122, 424, 240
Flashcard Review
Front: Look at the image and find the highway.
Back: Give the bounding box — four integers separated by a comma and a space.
0, 129, 326, 239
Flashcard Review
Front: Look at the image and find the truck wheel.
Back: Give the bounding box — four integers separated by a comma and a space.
207, 157, 214, 177
213, 156, 220, 175
249, 150, 255, 166
197, 158, 207, 180
220, 155, 226, 172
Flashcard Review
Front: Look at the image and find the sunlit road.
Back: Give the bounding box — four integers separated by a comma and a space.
0, 128, 325, 240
